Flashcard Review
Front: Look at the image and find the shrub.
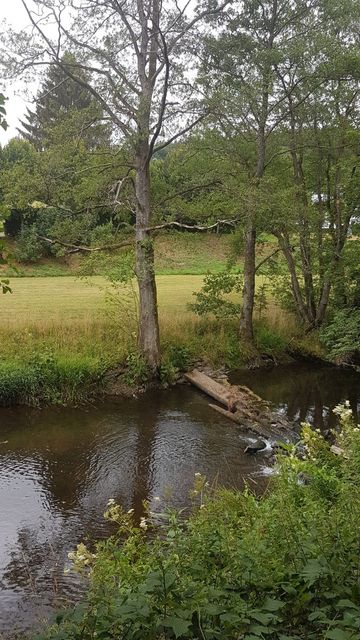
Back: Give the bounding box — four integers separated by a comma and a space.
14, 225, 44, 262
37, 407, 360, 640
190, 269, 243, 319
122, 351, 150, 385
320, 308, 360, 363
0, 353, 104, 406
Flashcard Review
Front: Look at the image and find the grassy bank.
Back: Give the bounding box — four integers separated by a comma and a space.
1, 232, 237, 277
0, 275, 320, 406
38, 408, 360, 640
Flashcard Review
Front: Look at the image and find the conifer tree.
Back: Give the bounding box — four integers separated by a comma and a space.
18, 52, 108, 149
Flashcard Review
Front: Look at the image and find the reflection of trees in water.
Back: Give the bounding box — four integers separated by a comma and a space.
130, 395, 162, 519
1, 525, 69, 596
5, 408, 113, 515
0, 524, 84, 637
232, 365, 360, 429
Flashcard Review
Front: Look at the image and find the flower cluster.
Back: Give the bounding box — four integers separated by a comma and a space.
66, 543, 96, 574
103, 498, 133, 525
333, 400, 353, 420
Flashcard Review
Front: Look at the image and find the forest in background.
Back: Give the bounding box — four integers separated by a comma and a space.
0, 0, 358, 390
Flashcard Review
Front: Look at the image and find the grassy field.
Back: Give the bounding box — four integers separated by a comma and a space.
1, 232, 239, 277
0, 273, 299, 357
0, 271, 319, 405
0, 275, 207, 323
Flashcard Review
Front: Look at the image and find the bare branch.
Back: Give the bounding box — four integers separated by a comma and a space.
146, 218, 240, 232
255, 247, 281, 273
153, 113, 206, 155
37, 235, 134, 254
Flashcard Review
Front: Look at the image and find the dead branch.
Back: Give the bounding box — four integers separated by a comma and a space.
37, 217, 240, 254
146, 218, 239, 232
255, 247, 281, 272
37, 235, 134, 254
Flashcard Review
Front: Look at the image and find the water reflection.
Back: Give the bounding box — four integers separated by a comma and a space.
0, 388, 262, 636
230, 363, 360, 428
0, 367, 359, 637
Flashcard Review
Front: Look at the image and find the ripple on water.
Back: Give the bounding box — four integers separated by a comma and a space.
0, 367, 359, 637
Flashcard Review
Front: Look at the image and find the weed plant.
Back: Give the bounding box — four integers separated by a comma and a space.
37, 406, 360, 639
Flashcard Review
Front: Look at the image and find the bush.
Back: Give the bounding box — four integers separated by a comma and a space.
320, 309, 360, 363
37, 407, 360, 640
14, 225, 44, 262
0, 353, 104, 406
190, 270, 243, 319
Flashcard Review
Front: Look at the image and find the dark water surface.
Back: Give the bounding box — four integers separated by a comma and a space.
230, 362, 360, 429
0, 364, 359, 637
0, 387, 264, 637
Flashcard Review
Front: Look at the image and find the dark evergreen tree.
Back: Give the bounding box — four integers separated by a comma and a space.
17, 52, 109, 149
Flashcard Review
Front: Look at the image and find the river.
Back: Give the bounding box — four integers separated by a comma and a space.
0, 363, 359, 637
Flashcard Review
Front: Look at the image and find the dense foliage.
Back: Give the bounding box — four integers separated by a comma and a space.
0, 0, 359, 368
321, 309, 360, 364
37, 406, 360, 640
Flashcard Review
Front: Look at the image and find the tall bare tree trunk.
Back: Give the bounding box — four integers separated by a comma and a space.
239, 222, 256, 343
135, 149, 160, 373
239, 120, 266, 344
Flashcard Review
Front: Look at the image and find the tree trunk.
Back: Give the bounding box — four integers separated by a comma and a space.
135, 154, 161, 374
239, 120, 266, 345
276, 231, 311, 325
240, 222, 256, 343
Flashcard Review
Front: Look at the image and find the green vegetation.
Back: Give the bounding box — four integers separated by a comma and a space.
0, 2, 357, 639
0, 355, 103, 406
0, 233, 235, 277
0, 0, 358, 373
321, 309, 360, 365
38, 406, 360, 640
0, 273, 315, 404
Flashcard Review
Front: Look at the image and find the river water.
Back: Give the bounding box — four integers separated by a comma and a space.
0, 364, 359, 637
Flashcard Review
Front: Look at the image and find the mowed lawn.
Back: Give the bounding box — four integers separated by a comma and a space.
0, 275, 205, 325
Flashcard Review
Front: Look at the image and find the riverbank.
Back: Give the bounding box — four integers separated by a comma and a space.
0, 315, 321, 407
0, 274, 323, 407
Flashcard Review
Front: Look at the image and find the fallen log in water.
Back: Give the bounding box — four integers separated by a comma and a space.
185, 369, 295, 440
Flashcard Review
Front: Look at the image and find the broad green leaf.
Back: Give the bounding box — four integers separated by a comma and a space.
163, 616, 192, 638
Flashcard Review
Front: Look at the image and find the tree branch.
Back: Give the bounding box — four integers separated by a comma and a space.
255, 247, 281, 273
37, 217, 240, 254
37, 235, 134, 254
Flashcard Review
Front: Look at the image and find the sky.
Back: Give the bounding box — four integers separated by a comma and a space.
0, 0, 33, 145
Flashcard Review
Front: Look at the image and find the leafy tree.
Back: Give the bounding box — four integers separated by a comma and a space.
200, 0, 322, 345
270, 0, 360, 328
4, 0, 228, 374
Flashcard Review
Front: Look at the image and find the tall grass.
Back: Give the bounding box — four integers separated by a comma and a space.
0, 275, 322, 405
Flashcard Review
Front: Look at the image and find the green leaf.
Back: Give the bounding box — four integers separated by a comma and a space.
325, 630, 353, 640
263, 597, 284, 611
164, 569, 177, 590
249, 610, 274, 624
336, 600, 359, 609
301, 559, 328, 584
220, 613, 241, 623
163, 616, 192, 638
